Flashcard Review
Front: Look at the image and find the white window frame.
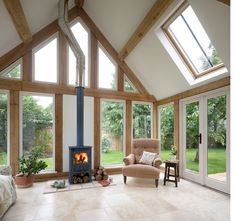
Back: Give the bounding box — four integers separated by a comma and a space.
0, 90, 10, 165
32, 33, 59, 84
98, 43, 118, 90
100, 99, 126, 167
0, 59, 22, 80
19, 91, 56, 172
132, 101, 153, 139
67, 18, 91, 87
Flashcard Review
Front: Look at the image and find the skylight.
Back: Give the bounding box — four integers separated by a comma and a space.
163, 3, 225, 78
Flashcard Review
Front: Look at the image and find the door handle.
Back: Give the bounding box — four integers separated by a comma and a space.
199, 133, 202, 144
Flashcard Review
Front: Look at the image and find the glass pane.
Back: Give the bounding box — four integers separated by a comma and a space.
207, 95, 226, 182
22, 95, 54, 170
0, 64, 21, 79
133, 103, 152, 138
182, 7, 223, 69
101, 101, 124, 166
124, 77, 136, 92
69, 21, 89, 86
98, 47, 117, 89
168, 5, 223, 74
169, 16, 210, 73
160, 104, 174, 160
185, 101, 199, 172
34, 38, 57, 83
0, 93, 8, 165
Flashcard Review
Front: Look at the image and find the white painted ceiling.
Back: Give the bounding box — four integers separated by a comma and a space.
0, 0, 230, 100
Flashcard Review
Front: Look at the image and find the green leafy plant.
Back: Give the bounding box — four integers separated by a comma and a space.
170, 145, 177, 156
18, 146, 47, 176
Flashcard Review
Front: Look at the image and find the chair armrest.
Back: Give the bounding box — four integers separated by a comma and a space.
153, 158, 162, 168
123, 154, 135, 165
0, 165, 12, 176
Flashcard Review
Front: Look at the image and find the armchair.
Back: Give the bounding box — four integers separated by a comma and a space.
122, 139, 162, 187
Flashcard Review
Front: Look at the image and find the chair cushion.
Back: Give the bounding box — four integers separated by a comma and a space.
122, 164, 160, 179
139, 151, 157, 165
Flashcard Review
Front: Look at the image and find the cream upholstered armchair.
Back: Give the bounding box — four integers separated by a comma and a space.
122, 139, 162, 187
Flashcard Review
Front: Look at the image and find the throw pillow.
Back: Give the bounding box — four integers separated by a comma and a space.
139, 151, 157, 165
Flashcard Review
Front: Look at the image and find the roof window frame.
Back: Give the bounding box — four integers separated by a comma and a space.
162, 1, 225, 79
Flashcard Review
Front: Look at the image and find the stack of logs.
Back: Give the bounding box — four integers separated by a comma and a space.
93, 166, 108, 181
72, 172, 89, 184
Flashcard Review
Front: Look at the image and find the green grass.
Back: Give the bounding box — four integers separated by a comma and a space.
41, 157, 53, 170
102, 150, 123, 165
186, 148, 226, 174
0, 152, 7, 165
161, 148, 226, 174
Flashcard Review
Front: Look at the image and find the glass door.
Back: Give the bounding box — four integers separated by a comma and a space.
181, 89, 230, 193
204, 93, 229, 193
182, 99, 203, 184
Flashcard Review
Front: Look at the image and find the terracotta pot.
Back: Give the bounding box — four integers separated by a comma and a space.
15, 175, 34, 188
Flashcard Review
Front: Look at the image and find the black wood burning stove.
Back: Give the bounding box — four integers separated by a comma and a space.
69, 86, 92, 184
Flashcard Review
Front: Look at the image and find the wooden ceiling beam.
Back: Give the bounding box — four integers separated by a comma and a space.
118, 0, 173, 60
3, 0, 32, 43
74, 0, 85, 8
216, 0, 230, 6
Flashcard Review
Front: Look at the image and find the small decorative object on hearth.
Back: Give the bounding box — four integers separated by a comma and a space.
51, 180, 66, 189
93, 166, 109, 181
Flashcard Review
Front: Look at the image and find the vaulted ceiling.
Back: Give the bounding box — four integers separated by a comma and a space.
0, 0, 230, 100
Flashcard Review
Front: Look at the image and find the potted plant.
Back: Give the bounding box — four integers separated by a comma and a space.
170, 145, 178, 161
15, 146, 47, 188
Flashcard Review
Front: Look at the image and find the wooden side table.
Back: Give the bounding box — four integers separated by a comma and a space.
163, 160, 179, 187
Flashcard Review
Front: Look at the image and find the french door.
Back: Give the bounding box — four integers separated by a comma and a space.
181, 88, 230, 193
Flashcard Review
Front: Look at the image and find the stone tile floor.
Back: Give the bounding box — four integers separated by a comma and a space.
2, 174, 230, 221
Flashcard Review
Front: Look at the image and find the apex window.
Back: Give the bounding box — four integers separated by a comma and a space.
163, 3, 224, 78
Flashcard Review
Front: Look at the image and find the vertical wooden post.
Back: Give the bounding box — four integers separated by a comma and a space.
126, 100, 132, 155
10, 90, 19, 175
118, 66, 124, 92
55, 94, 63, 172
152, 103, 157, 138
94, 97, 100, 168
90, 32, 98, 89
23, 51, 32, 82
174, 100, 179, 159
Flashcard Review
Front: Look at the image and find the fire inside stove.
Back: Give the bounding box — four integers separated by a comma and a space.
73, 152, 88, 164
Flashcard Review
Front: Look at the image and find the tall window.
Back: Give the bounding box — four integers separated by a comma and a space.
0, 92, 8, 165
159, 104, 174, 160
132, 102, 152, 138
163, 3, 224, 77
98, 46, 117, 90
0, 59, 22, 80
21, 94, 54, 170
101, 100, 124, 166
33, 36, 58, 83
69, 20, 89, 86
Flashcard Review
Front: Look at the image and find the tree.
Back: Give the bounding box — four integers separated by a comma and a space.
160, 105, 174, 150
0, 93, 7, 152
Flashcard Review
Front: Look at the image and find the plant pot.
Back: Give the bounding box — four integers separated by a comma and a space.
15, 174, 34, 188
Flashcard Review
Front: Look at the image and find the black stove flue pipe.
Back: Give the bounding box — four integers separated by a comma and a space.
76, 86, 84, 147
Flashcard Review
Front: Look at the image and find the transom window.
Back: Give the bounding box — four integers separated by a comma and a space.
163, 3, 224, 78
98, 45, 117, 90
0, 59, 22, 80
33, 35, 58, 83
68, 20, 89, 87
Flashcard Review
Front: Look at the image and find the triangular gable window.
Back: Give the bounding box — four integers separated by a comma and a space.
159, 2, 227, 85
0, 59, 22, 79
124, 76, 137, 93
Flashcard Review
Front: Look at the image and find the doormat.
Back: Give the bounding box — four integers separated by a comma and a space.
43, 179, 116, 194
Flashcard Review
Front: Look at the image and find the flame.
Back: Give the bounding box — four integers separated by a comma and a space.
74, 152, 88, 164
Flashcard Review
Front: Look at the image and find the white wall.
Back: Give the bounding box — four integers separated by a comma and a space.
63, 95, 94, 172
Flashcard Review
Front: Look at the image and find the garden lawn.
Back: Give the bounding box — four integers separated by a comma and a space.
102, 150, 123, 165
0, 152, 7, 165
